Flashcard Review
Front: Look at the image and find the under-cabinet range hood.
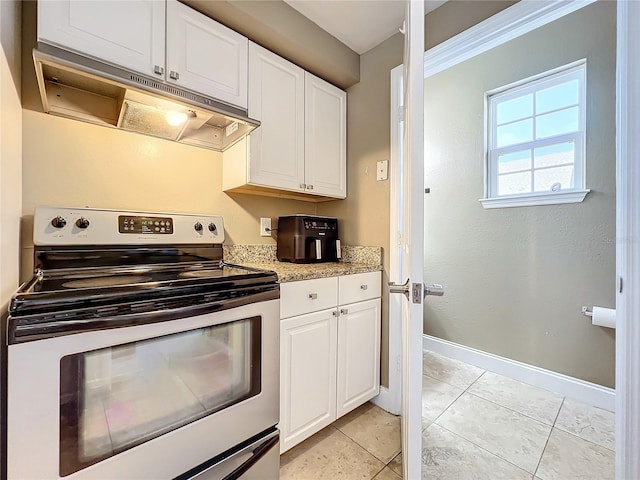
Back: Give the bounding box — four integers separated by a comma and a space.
33, 44, 259, 151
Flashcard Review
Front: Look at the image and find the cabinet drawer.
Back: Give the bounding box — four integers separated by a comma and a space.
280, 277, 338, 318
338, 272, 381, 305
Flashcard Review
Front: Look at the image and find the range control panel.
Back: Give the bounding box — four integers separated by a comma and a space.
34, 206, 224, 246
118, 216, 174, 234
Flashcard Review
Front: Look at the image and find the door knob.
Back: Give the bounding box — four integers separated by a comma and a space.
388, 279, 411, 300
388, 279, 444, 303
424, 284, 445, 296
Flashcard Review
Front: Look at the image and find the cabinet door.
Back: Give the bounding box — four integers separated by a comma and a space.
336, 298, 381, 418
166, 0, 248, 108
280, 309, 337, 453
304, 73, 347, 198
37, 0, 165, 78
247, 43, 305, 192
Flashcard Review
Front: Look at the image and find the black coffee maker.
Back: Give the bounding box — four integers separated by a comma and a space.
276, 215, 341, 263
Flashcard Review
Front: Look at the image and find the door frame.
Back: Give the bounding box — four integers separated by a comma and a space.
387, 1, 640, 477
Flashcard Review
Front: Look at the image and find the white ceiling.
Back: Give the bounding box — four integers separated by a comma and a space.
283, 0, 447, 55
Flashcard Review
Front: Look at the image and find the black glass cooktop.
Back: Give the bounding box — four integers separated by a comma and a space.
8, 244, 279, 344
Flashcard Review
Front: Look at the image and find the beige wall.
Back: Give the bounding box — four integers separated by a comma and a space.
183, 0, 359, 89
1, 1, 22, 476
20, 1, 317, 279
318, 33, 403, 386
318, 2, 516, 387
423, 2, 616, 387
424, 0, 516, 50
1, 0, 22, 306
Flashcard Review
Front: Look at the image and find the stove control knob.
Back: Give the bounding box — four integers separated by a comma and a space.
208, 223, 217, 234
75, 217, 90, 229
51, 216, 66, 229
194, 222, 203, 232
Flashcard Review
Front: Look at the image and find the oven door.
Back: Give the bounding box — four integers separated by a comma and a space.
6, 299, 279, 480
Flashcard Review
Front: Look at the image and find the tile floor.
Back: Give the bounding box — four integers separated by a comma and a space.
280, 351, 615, 480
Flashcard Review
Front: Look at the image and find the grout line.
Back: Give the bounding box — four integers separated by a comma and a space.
421, 370, 484, 392
552, 397, 565, 428
332, 427, 379, 458
332, 420, 400, 466
550, 398, 615, 452
432, 423, 535, 476
428, 386, 467, 426
553, 424, 616, 452
369, 462, 388, 480
532, 397, 565, 477
461, 390, 559, 427
532, 403, 560, 478
465, 370, 486, 392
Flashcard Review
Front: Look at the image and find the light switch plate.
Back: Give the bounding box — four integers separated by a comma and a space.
377, 160, 388, 181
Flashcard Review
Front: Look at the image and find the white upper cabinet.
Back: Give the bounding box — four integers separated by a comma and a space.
38, 0, 248, 108
38, 0, 165, 78
247, 42, 305, 191
222, 44, 347, 201
304, 73, 347, 198
166, 1, 248, 108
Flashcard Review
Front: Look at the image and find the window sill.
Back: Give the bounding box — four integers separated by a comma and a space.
479, 189, 590, 209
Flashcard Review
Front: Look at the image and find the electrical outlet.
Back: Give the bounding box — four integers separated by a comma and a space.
260, 217, 272, 237
377, 160, 388, 181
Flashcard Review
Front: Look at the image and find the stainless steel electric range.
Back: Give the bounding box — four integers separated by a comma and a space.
4, 206, 280, 480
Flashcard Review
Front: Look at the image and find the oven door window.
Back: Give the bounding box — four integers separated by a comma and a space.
59, 316, 261, 477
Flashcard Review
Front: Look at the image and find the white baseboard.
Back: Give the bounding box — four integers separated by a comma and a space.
371, 386, 401, 416
423, 335, 616, 412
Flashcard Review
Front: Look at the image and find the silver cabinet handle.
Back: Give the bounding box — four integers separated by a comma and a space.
307, 185, 314, 190
154, 65, 164, 75
340, 308, 348, 315
169, 71, 180, 80
360, 285, 368, 290
309, 293, 318, 299
300, 183, 306, 189
332, 310, 338, 317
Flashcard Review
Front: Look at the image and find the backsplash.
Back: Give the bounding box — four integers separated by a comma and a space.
223, 244, 382, 265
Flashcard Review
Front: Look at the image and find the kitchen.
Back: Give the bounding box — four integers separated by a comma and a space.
2, 0, 640, 479
2, 0, 398, 478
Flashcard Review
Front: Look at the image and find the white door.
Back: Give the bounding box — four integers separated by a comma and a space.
387, 1, 426, 479
247, 42, 305, 192
37, 0, 165, 78
304, 73, 347, 198
165, 0, 248, 108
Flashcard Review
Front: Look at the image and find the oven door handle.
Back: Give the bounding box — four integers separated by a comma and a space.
221, 433, 280, 480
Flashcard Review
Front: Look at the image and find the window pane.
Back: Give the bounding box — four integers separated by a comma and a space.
498, 171, 531, 196
534, 142, 575, 168
534, 165, 575, 192
536, 79, 579, 114
497, 150, 532, 174
496, 119, 533, 148
496, 94, 533, 124
535, 107, 579, 139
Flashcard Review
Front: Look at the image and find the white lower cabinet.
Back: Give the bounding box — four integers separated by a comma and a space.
336, 298, 381, 418
279, 272, 381, 453
280, 309, 337, 453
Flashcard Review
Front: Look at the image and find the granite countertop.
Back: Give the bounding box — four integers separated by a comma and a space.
234, 261, 382, 283
223, 244, 382, 283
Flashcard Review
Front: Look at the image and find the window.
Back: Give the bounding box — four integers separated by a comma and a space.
481, 61, 589, 209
